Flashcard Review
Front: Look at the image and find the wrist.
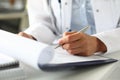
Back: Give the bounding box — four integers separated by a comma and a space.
96, 38, 107, 53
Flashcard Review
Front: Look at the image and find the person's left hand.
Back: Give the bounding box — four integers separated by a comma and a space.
18, 32, 37, 40
59, 32, 107, 56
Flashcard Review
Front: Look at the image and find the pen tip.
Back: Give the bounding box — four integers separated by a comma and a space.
54, 45, 60, 49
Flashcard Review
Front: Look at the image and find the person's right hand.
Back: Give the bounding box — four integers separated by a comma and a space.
18, 32, 36, 40
59, 32, 107, 56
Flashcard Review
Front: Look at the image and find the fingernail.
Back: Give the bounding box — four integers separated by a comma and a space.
58, 39, 63, 44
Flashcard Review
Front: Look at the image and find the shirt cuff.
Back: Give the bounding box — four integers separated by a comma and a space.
93, 28, 120, 54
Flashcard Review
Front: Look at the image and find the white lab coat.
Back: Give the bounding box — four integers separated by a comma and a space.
25, 0, 120, 54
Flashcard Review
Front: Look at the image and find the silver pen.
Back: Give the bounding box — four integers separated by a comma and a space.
54, 26, 90, 49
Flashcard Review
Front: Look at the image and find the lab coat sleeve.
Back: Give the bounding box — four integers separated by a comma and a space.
93, 28, 120, 54
24, 0, 56, 44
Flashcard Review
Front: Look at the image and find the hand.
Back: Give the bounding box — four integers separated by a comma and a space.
18, 32, 36, 40
59, 32, 107, 56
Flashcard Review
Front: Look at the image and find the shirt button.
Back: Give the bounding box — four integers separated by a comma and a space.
66, 28, 70, 31
66, 27, 68, 29
65, 2, 67, 5
96, 9, 99, 12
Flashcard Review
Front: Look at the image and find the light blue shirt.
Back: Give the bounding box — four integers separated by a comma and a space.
71, 0, 96, 34
51, 0, 96, 35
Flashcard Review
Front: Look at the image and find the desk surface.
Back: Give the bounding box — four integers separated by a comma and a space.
21, 51, 120, 80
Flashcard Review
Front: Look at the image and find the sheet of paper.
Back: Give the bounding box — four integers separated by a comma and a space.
49, 47, 108, 64
0, 53, 16, 64
38, 46, 106, 65
0, 30, 54, 70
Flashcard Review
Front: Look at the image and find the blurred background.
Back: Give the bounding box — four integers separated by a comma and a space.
0, 0, 28, 33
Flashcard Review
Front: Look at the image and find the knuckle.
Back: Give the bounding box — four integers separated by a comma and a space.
85, 53, 91, 56
62, 45, 66, 49
66, 36, 71, 41
79, 32, 85, 38
83, 42, 87, 47
19, 32, 25, 36
78, 32, 83, 36
86, 46, 90, 51
68, 50, 73, 54
63, 44, 72, 50
63, 32, 68, 36
67, 44, 72, 49
84, 51, 91, 56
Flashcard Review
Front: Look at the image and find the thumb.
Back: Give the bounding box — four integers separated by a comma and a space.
63, 31, 76, 36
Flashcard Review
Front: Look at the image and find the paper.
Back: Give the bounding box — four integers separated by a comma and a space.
0, 53, 16, 64
38, 46, 117, 71
0, 30, 54, 70
38, 45, 109, 65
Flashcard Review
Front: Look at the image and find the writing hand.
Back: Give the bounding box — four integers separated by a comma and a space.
59, 32, 107, 56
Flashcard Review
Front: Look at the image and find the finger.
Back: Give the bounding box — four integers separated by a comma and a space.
62, 39, 85, 50
67, 47, 91, 56
74, 52, 91, 56
63, 31, 76, 36
18, 32, 33, 39
67, 47, 84, 55
18, 32, 27, 36
59, 32, 84, 44
58, 31, 76, 44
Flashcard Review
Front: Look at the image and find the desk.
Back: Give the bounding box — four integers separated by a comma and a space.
21, 51, 120, 80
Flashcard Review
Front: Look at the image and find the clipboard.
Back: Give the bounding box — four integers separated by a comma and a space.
38, 47, 117, 71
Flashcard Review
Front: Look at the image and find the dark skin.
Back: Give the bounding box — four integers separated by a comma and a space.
18, 32, 107, 56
